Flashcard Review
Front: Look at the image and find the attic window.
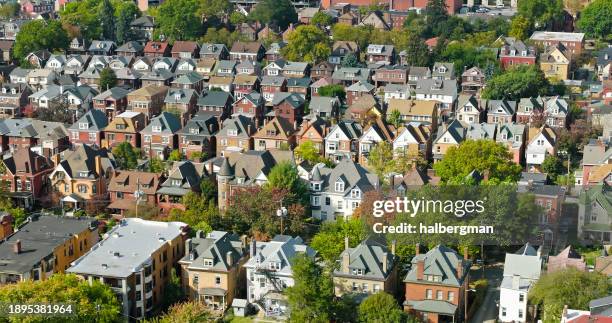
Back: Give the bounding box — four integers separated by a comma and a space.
227, 129, 238, 136
152, 126, 162, 132
203, 259, 213, 267
79, 171, 89, 177
189, 128, 199, 134
116, 124, 126, 130
172, 179, 181, 187
351, 268, 364, 275
350, 189, 360, 198
79, 122, 88, 130
335, 180, 344, 192
269, 261, 281, 271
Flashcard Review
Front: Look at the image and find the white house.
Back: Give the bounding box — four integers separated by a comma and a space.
324, 120, 363, 163
384, 84, 409, 103
456, 94, 483, 125
499, 243, 542, 323
526, 125, 556, 167
244, 235, 316, 318
308, 159, 378, 221
414, 79, 458, 113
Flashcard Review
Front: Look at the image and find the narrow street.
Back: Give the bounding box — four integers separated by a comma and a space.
469, 264, 503, 323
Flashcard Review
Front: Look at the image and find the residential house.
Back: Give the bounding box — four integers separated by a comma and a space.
496, 123, 526, 164
0, 215, 98, 284
547, 246, 586, 273
384, 84, 409, 103
116, 41, 144, 57
578, 184, 612, 244
235, 60, 260, 76
543, 96, 568, 128
310, 77, 332, 97
92, 87, 130, 121
215, 60, 237, 77
540, 46, 570, 81
130, 15, 155, 41
337, 11, 358, 26
530, 31, 585, 56
253, 117, 297, 151
157, 161, 207, 212
392, 123, 432, 160
174, 59, 198, 75
325, 120, 363, 163
104, 111, 145, 149
0, 40, 13, 64
9, 68, 29, 84
216, 115, 256, 156
358, 119, 395, 165
498, 244, 542, 323
333, 236, 398, 300
596, 48, 612, 81
373, 65, 408, 87
456, 95, 484, 125
516, 97, 545, 125
282, 62, 309, 78
360, 11, 389, 30
67, 218, 187, 320
208, 76, 234, 93
387, 99, 438, 128
197, 91, 233, 120
487, 99, 517, 124
27, 68, 58, 91
196, 58, 217, 80
309, 96, 340, 120
63, 85, 98, 118
177, 114, 219, 160
0, 148, 52, 208
365, 44, 395, 65
403, 245, 471, 323
144, 41, 171, 58
127, 85, 169, 123
344, 94, 381, 122
296, 116, 328, 157
230, 42, 265, 62
260, 76, 287, 103
164, 88, 198, 126
431, 62, 455, 81
199, 43, 229, 60
526, 125, 557, 168
232, 92, 265, 123
88, 41, 116, 56
271, 92, 305, 125
461, 67, 485, 93
332, 67, 371, 86
233, 74, 260, 100
346, 81, 375, 106
244, 235, 316, 317
172, 71, 205, 93
180, 230, 248, 312
329, 41, 359, 65
414, 79, 457, 117
141, 112, 182, 160
432, 120, 468, 162
49, 144, 115, 209
237, 23, 260, 41
67, 37, 88, 55
578, 141, 611, 187
499, 40, 537, 69
285, 77, 311, 100
171, 41, 200, 59
0, 83, 31, 118
311, 61, 334, 81
265, 42, 286, 62
68, 109, 108, 147
0, 118, 70, 157
25, 50, 51, 68
107, 171, 161, 217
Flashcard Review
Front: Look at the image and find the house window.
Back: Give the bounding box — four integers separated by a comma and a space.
71, 131, 78, 140
269, 262, 281, 271
77, 184, 88, 193
193, 274, 199, 285
79, 122, 88, 129
436, 290, 443, 300
311, 196, 320, 206
351, 268, 364, 275
335, 180, 344, 192
337, 200, 343, 210
373, 284, 380, 292
519, 294, 524, 302
25, 180, 31, 191
518, 309, 523, 318
311, 182, 321, 191
259, 277, 266, 288
448, 291, 454, 302
152, 126, 162, 132
350, 189, 360, 198
426, 289, 433, 299
162, 136, 169, 144
88, 133, 97, 141
501, 307, 507, 317
362, 283, 368, 292
15, 179, 21, 191
227, 129, 238, 136
215, 276, 221, 285
203, 259, 213, 267
172, 179, 181, 187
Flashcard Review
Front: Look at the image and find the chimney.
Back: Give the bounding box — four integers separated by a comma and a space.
293, 120, 298, 130
382, 252, 388, 273
226, 251, 233, 266
247, 124, 252, 135
13, 240, 21, 254
415, 243, 420, 255
342, 250, 350, 273
185, 238, 192, 253
511, 274, 520, 289
391, 240, 396, 255
250, 239, 256, 257
344, 236, 349, 250
416, 259, 424, 280
95, 155, 102, 176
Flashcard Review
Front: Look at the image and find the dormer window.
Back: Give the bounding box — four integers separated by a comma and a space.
521, 50, 527, 56
116, 124, 126, 130
174, 93, 182, 100
350, 189, 360, 198
79, 171, 89, 177
351, 268, 364, 275
335, 180, 344, 192
203, 259, 213, 267
10, 89, 16, 94
152, 125, 162, 132
79, 122, 88, 129
311, 182, 321, 191
438, 66, 446, 73
269, 262, 281, 271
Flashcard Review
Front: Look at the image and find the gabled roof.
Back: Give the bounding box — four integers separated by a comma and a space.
254, 117, 295, 140
164, 88, 196, 104
243, 235, 316, 275
177, 114, 218, 138
334, 236, 396, 280
93, 86, 130, 100
404, 245, 470, 287
108, 170, 160, 195
180, 231, 246, 271
55, 144, 115, 178
272, 92, 304, 108
68, 109, 108, 132
2, 148, 50, 175
144, 41, 169, 54
141, 111, 181, 134
434, 119, 468, 144
116, 41, 144, 53
130, 15, 155, 28
197, 91, 232, 107
218, 115, 255, 138
315, 159, 378, 195
347, 80, 375, 92
487, 99, 517, 115
230, 41, 263, 54
388, 99, 436, 116
502, 243, 542, 280
171, 41, 199, 53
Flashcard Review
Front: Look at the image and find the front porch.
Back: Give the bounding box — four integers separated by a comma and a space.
198, 287, 228, 312
61, 193, 85, 216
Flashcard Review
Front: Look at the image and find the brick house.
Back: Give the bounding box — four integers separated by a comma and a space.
516, 97, 545, 125
157, 161, 207, 213
0, 119, 70, 158
499, 40, 537, 69
253, 117, 297, 151
373, 65, 408, 87
127, 85, 169, 123
260, 76, 287, 103
403, 245, 471, 323
164, 88, 198, 126
232, 92, 265, 124
171, 41, 199, 59
144, 41, 171, 58
197, 91, 233, 120
530, 31, 585, 56
177, 114, 218, 160
311, 61, 335, 81
487, 99, 517, 125
104, 111, 145, 149
346, 81, 376, 106
141, 112, 182, 160
107, 171, 161, 217
0, 83, 31, 118
365, 44, 395, 65
461, 67, 485, 94
325, 120, 363, 163
229, 42, 265, 62
271, 92, 305, 125
329, 41, 359, 65
68, 109, 108, 147
216, 115, 256, 156
0, 148, 52, 209
92, 87, 130, 122
296, 116, 328, 157
233, 74, 260, 100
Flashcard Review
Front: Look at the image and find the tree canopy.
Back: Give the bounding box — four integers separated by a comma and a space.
433, 140, 522, 184
311, 11, 334, 27
112, 142, 139, 170
282, 25, 331, 63
517, 0, 563, 28
249, 0, 297, 30
14, 20, 69, 63
0, 274, 121, 323
153, 0, 202, 42
99, 67, 117, 91
358, 292, 407, 323
310, 218, 369, 263
286, 253, 334, 323
530, 269, 610, 323
318, 84, 346, 102
481, 65, 549, 101
294, 140, 324, 165
577, 0, 612, 39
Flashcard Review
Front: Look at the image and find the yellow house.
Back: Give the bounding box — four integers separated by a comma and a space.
0, 215, 98, 284
49, 144, 115, 210
333, 237, 399, 298
432, 120, 468, 162
180, 231, 248, 312
387, 99, 438, 131
540, 46, 570, 81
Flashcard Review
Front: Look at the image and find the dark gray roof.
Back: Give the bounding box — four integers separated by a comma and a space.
316, 159, 378, 195
141, 112, 181, 134
0, 215, 97, 275
197, 91, 231, 107
403, 245, 470, 287
218, 115, 255, 138
180, 231, 246, 272
177, 114, 218, 138
596, 48, 612, 67
286, 77, 311, 88
199, 43, 227, 56
116, 41, 144, 53
68, 109, 108, 131
130, 15, 155, 28
272, 92, 304, 108
334, 236, 396, 280
56, 144, 115, 178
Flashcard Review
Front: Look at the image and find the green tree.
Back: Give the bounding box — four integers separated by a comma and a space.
99, 0, 116, 41
199, 177, 217, 202
387, 109, 402, 128
424, 0, 449, 36
201, 27, 245, 48
440, 43, 500, 78
154, 301, 217, 322
0, 274, 121, 322
197, 0, 231, 20
112, 142, 139, 170
99, 67, 117, 91
249, 0, 297, 30
433, 140, 522, 184
148, 157, 165, 173
266, 161, 308, 203
358, 292, 406, 323
282, 25, 331, 63
229, 11, 247, 25
160, 268, 184, 310
155, 0, 202, 42
541, 155, 563, 178
14, 20, 69, 63
168, 149, 183, 161
396, 31, 429, 66
530, 269, 610, 323
286, 253, 334, 323
0, 2, 19, 19
311, 11, 333, 26
115, 2, 140, 44
165, 191, 220, 229
577, 0, 612, 39
509, 15, 533, 40
481, 65, 549, 101
518, 0, 563, 28
310, 218, 369, 263
341, 52, 363, 68
294, 140, 323, 164
318, 84, 346, 102
366, 142, 395, 180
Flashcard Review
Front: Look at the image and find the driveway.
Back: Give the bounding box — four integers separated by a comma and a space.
469, 264, 503, 323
